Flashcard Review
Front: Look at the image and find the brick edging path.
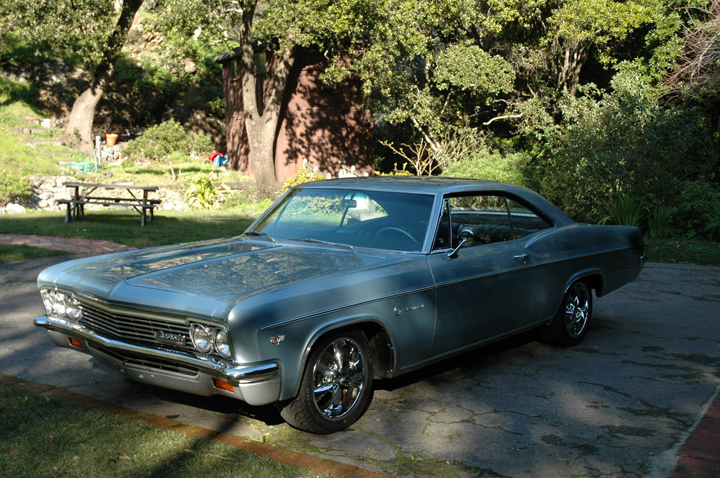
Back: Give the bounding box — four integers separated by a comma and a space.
671, 389, 720, 478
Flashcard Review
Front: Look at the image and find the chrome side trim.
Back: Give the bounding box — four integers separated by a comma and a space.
34, 316, 278, 384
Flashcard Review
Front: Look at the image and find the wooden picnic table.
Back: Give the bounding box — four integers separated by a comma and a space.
60, 182, 161, 227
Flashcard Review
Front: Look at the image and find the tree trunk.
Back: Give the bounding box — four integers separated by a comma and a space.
60, 0, 143, 155
557, 42, 589, 96
238, 2, 294, 187
61, 67, 112, 155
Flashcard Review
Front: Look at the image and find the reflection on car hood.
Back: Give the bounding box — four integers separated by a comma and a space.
40, 237, 374, 303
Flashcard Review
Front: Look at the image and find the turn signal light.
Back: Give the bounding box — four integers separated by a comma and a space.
68, 338, 82, 348
212, 378, 234, 392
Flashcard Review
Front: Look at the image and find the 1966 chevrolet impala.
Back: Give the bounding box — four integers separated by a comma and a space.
35, 178, 646, 433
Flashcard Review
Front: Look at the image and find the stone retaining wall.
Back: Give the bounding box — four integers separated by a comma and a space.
1, 176, 192, 215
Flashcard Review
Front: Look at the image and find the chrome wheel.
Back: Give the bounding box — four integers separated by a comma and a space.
280, 330, 374, 434
564, 283, 590, 338
313, 338, 367, 419
541, 280, 593, 346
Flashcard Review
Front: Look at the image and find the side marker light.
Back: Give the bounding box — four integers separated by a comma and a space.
212, 378, 235, 392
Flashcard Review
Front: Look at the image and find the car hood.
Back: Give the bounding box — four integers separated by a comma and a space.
38, 237, 384, 313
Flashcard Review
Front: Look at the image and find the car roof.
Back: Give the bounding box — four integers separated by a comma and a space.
295, 177, 575, 226
298, 177, 523, 194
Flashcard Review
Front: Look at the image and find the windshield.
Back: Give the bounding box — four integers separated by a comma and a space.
249, 188, 435, 252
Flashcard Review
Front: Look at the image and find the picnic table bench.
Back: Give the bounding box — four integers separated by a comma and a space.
58, 182, 161, 227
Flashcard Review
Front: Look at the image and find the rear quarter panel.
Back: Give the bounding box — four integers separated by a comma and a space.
524, 224, 645, 322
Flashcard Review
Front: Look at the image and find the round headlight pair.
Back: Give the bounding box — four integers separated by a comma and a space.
190, 324, 232, 359
40, 289, 81, 321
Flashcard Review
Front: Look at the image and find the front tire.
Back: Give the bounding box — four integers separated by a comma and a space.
280, 331, 373, 434
541, 281, 593, 346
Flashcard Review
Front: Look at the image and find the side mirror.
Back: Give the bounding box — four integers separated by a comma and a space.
459, 228, 475, 247
448, 228, 475, 258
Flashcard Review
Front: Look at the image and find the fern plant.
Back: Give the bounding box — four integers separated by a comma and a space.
705, 202, 720, 240
647, 205, 675, 239
600, 195, 649, 228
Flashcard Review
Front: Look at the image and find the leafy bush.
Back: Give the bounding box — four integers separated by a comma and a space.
442, 149, 530, 185
375, 163, 413, 176
676, 180, 720, 238
184, 175, 218, 209
0, 168, 30, 205
281, 167, 327, 192
124, 119, 213, 163
538, 69, 714, 223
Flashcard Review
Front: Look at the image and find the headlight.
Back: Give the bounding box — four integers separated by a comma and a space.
66, 296, 82, 320
214, 329, 232, 359
190, 324, 213, 353
40, 288, 82, 322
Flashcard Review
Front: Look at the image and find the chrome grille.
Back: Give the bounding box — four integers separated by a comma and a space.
78, 300, 194, 354
89, 343, 199, 377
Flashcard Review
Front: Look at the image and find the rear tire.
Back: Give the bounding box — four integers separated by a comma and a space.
279, 330, 373, 434
541, 281, 592, 346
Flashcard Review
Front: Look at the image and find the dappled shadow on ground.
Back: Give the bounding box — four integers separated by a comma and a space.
374, 328, 541, 393
134, 382, 285, 426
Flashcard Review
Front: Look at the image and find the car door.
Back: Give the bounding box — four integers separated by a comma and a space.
427, 194, 536, 357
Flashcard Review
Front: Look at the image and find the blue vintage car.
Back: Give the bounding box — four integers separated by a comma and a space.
35, 178, 646, 433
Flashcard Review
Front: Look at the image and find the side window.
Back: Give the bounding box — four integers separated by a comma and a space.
507, 198, 552, 239
448, 195, 513, 245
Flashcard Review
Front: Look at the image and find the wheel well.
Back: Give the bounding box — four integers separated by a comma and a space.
578, 273, 604, 297
312, 322, 395, 380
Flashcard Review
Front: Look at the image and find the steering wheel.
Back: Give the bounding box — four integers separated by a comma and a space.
376, 227, 422, 249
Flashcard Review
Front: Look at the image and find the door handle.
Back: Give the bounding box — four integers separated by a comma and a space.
514, 254, 530, 265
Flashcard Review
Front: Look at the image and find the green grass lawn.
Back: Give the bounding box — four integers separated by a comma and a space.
0, 244, 71, 264
0, 209, 257, 249
644, 237, 720, 267
0, 385, 327, 478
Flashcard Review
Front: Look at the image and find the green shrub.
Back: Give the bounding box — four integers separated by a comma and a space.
647, 205, 675, 239
676, 180, 720, 238
600, 195, 648, 227
0, 168, 30, 205
281, 167, 327, 192
442, 150, 530, 185
538, 69, 714, 223
184, 175, 218, 209
705, 202, 720, 240
124, 119, 214, 163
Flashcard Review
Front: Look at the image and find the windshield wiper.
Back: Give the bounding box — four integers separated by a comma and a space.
285, 238, 354, 251
244, 231, 276, 242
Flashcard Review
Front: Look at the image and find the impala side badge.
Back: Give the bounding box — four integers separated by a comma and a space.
394, 304, 426, 316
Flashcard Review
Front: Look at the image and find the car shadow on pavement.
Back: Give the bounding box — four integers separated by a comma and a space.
374, 328, 542, 392
129, 379, 286, 426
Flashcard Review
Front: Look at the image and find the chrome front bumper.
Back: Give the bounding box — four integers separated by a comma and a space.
34, 316, 281, 406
